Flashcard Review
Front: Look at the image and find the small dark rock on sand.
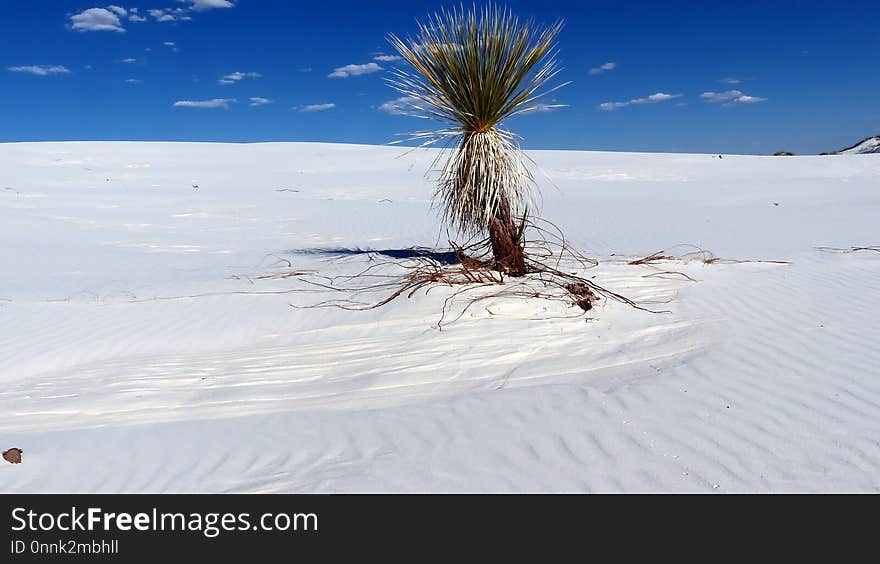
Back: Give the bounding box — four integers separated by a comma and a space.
3, 448, 23, 464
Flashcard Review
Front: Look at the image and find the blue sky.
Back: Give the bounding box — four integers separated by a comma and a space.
1, 0, 877, 154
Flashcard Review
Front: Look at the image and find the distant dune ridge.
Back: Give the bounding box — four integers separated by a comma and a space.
777, 135, 880, 156
836, 135, 880, 154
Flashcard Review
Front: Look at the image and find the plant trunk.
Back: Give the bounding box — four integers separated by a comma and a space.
488, 195, 526, 277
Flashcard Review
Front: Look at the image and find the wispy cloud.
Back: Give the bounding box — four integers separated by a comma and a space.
125, 78, 142, 84
70, 7, 126, 33
700, 91, 740, 103
523, 102, 566, 113
121, 58, 137, 63
589, 61, 617, 75
328, 62, 383, 78
374, 54, 403, 62
249, 97, 272, 106
149, 8, 192, 22
164, 41, 176, 47
173, 98, 237, 109
700, 90, 767, 106
298, 103, 336, 112
185, 0, 236, 10
718, 77, 743, 85
7, 65, 71, 76
598, 92, 682, 111
106, 5, 127, 16
219, 71, 261, 85
730, 95, 766, 105
378, 96, 419, 115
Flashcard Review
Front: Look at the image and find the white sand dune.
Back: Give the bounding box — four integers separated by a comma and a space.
1, 142, 878, 492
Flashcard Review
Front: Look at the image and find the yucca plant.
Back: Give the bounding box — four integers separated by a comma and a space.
387, 4, 565, 276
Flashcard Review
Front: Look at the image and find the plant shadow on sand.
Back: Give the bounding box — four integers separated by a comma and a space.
289, 247, 460, 266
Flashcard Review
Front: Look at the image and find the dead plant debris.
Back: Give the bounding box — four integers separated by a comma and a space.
816, 245, 880, 254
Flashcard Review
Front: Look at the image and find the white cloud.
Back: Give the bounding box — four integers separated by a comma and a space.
589, 62, 617, 75
184, 0, 236, 10
7, 65, 71, 76
726, 95, 767, 106
125, 78, 142, 84
700, 90, 741, 103
298, 103, 336, 112
164, 41, 176, 47
99, 3, 233, 25
70, 8, 126, 33
718, 77, 742, 85
635, 93, 680, 103
700, 90, 767, 106
149, 9, 172, 21
523, 103, 564, 113
149, 8, 192, 22
378, 96, 419, 115
598, 92, 682, 110
249, 97, 272, 106
374, 54, 403, 62
328, 62, 383, 78
219, 71, 261, 85
173, 98, 237, 109
121, 58, 137, 63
